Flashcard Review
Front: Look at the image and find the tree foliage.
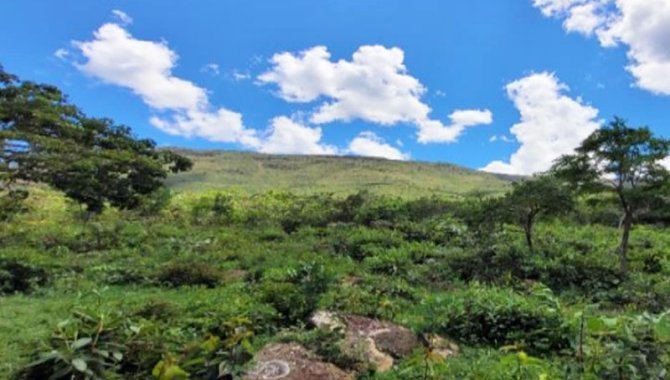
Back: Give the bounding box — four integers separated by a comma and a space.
499, 175, 574, 251
0, 65, 192, 213
552, 117, 670, 272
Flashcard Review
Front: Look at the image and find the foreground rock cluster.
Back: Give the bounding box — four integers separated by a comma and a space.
243, 311, 458, 380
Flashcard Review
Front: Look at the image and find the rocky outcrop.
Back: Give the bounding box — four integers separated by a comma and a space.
246, 312, 459, 379
244, 342, 352, 380
310, 311, 449, 372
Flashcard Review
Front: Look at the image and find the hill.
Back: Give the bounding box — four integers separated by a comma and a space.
164, 150, 514, 197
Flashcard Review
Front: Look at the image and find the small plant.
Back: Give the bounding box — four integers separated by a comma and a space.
157, 261, 223, 288
15, 309, 141, 380
152, 316, 255, 380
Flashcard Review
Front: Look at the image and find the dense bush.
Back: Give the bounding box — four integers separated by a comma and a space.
156, 261, 223, 288
541, 255, 623, 295
259, 262, 333, 325
0, 189, 29, 222
327, 226, 403, 261
0, 258, 49, 294
420, 285, 570, 354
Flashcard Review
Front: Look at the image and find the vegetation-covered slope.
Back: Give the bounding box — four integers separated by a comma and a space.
164, 150, 514, 197
2, 188, 670, 379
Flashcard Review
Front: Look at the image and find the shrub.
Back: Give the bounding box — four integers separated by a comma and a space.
445, 244, 532, 283
420, 285, 570, 355
363, 248, 413, 276
0, 258, 49, 294
136, 188, 172, 217
0, 189, 29, 222
328, 226, 403, 261
279, 194, 338, 233
15, 309, 142, 380
190, 192, 234, 225
541, 255, 623, 295
259, 262, 333, 325
156, 261, 223, 287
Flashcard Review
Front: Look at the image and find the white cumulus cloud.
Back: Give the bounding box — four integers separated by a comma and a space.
258, 45, 491, 144
481, 72, 600, 175
258, 116, 338, 155
533, 0, 670, 96
418, 109, 493, 143
347, 131, 409, 160
74, 17, 259, 147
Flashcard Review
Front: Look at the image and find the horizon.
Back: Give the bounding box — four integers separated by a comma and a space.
2, 0, 669, 173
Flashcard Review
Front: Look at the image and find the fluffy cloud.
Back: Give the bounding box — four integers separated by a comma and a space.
533, 0, 670, 95
258, 116, 338, 155
481, 73, 600, 175
149, 110, 259, 147
74, 19, 259, 146
258, 45, 491, 143
347, 131, 409, 160
417, 109, 493, 143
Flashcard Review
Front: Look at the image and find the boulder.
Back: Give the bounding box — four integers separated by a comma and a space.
244, 342, 352, 380
311, 311, 421, 372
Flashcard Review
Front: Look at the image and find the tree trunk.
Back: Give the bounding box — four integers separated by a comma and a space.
524, 216, 534, 253
619, 210, 632, 274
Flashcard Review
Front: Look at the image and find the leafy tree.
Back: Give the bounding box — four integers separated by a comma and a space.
552, 117, 670, 273
500, 175, 573, 252
0, 65, 192, 213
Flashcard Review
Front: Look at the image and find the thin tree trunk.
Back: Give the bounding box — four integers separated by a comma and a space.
524, 215, 534, 252
619, 210, 632, 274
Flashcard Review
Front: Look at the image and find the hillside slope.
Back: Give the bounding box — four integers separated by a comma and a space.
165, 150, 514, 197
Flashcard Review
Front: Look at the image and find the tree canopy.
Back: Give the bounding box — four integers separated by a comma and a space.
552, 117, 670, 272
0, 65, 192, 213
499, 175, 574, 252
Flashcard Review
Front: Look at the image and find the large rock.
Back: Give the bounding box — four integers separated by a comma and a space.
310, 312, 421, 372
244, 342, 352, 380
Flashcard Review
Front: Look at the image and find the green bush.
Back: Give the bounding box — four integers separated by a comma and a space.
259, 262, 333, 325
0, 258, 49, 294
541, 255, 623, 295
0, 189, 29, 222
328, 226, 403, 261
15, 309, 142, 380
420, 285, 570, 354
156, 261, 223, 288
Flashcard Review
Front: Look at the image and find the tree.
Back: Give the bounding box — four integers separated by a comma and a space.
0, 65, 192, 213
500, 175, 574, 252
552, 117, 670, 273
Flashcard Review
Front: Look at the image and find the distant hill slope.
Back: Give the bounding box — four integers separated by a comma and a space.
164, 150, 514, 198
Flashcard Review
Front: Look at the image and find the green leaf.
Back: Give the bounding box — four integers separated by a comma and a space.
71, 358, 88, 373
586, 317, 607, 333
654, 315, 670, 341
72, 337, 92, 350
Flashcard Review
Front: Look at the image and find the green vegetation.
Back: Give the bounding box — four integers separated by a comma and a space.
2, 68, 670, 379
164, 149, 514, 198
2, 184, 670, 379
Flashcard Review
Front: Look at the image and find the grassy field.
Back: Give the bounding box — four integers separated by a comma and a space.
164, 150, 514, 197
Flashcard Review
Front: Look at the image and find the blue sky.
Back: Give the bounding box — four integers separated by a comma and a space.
2, 0, 669, 174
